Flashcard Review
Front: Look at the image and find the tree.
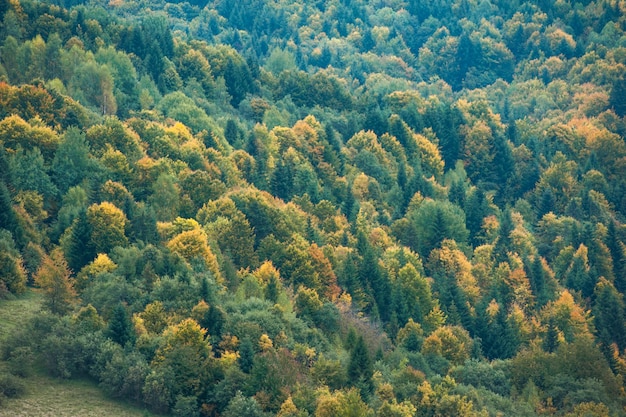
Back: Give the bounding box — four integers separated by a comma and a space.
224, 119, 239, 145
222, 392, 265, 417
477, 303, 519, 360
347, 335, 373, 394
593, 278, 626, 352
315, 388, 374, 417
358, 234, 391, 321
87, 202, 128, 254
52, 127, 92, 194
238, 338, 255, 373
71, 61, 117, 115
606, 221, 625, 293
148, 319, 212, 409
494, 208, 513, 263
224, 57, 254, 107
394, 263, 434, 324
407, 198, 469, 259
167, 228, 222, 283
64, 208, 96, 274
0, 230, 27, 295
543, 317, 560, 353
0, 181, 23, 246
149, 173, 180, 222
609, 76, 626, 117
34, 250, 76, 315
8, 146, 58, 199
107, 302, 135, 346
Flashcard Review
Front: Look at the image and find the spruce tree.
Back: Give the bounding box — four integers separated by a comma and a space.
238, 338, 255, 373
108, 303, 135, 346
543, 317, 559, 353
348, 335, 373, 389
609, 76, 626, 117
264, 274, 280, 304
607, 221, 625, 293
66, 209, 96, 274
494, 208, 513, 263
0, 181, 16, 233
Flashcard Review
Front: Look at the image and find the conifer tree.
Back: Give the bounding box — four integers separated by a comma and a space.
609, 76, 626, 117
543, 317, 559, 353
238, 338, 255, 373
65, 209, 96, 274
348, 334, 373, 394
593, 279, 626, 351
34, 250, 76, 315
607, 221, 625, 293
108, 302, 135, 346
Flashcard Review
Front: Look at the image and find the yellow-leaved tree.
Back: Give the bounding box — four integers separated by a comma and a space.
167, 227, 223, 283
87, 202, 128, 253
34, 249, 77, 315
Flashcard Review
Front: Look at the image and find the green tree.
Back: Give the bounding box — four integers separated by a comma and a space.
609, 76, 626, 117
107, 302, 135, 346
0, 230, 27, 295
9, 146, 58, 199
543, 317, 560, 353
224, 57, 254, 107
407, 199, 469, 258
238, 338, 255, 373
593, 278, 626, 352
64, 208, 96, 274
347, 335, 373, 394
222, 392, 265, 417
52, 127, 92, 194
0, 181, 23, 245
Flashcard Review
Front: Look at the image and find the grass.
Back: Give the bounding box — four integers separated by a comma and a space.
0, 374, 156, 417
0, 291, 158, 416
0, 290, 43, 340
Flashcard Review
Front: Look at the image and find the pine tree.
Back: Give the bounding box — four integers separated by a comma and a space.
270, 160, 294, 201
494, 208, 513, 263
464, 188, 491, 246
65, 209, 95, 274
224, 119, 239, 146
527, 256, 548, 307
52, 127, 92, 194
607, 221, 625, 293
348, 335, 373, 390
492, 136, 514, 203
238, 338, 255, 373
265, 274, 280, 304
593, 279, 626, 351
481, 304, 519, 360
609, 77, 626, 117
0, 146, 10, 185
357, 233, 391, 321
107, 303, 135, 346
543, 317, 559, 353
0, 181, 16, 233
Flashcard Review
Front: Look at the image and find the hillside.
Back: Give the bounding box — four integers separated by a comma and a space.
1, 0, 626, 415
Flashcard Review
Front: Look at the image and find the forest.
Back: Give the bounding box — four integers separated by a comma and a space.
0, 0, 626, 415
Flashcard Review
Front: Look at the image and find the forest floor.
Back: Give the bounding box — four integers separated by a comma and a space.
0, 290, 157, 417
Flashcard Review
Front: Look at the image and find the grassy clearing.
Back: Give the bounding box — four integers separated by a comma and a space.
0, 374, 155, 417
0, 290, 43, 340
0, 291, 157, 416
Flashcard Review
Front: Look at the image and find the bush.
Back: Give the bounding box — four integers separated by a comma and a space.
5, 346, 34, 377
173, 395, 200, 417
0, 373, 26, 398
449, 359, 511, 396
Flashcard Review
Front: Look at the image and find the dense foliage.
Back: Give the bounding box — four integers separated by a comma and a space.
1, 0, 626, 415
